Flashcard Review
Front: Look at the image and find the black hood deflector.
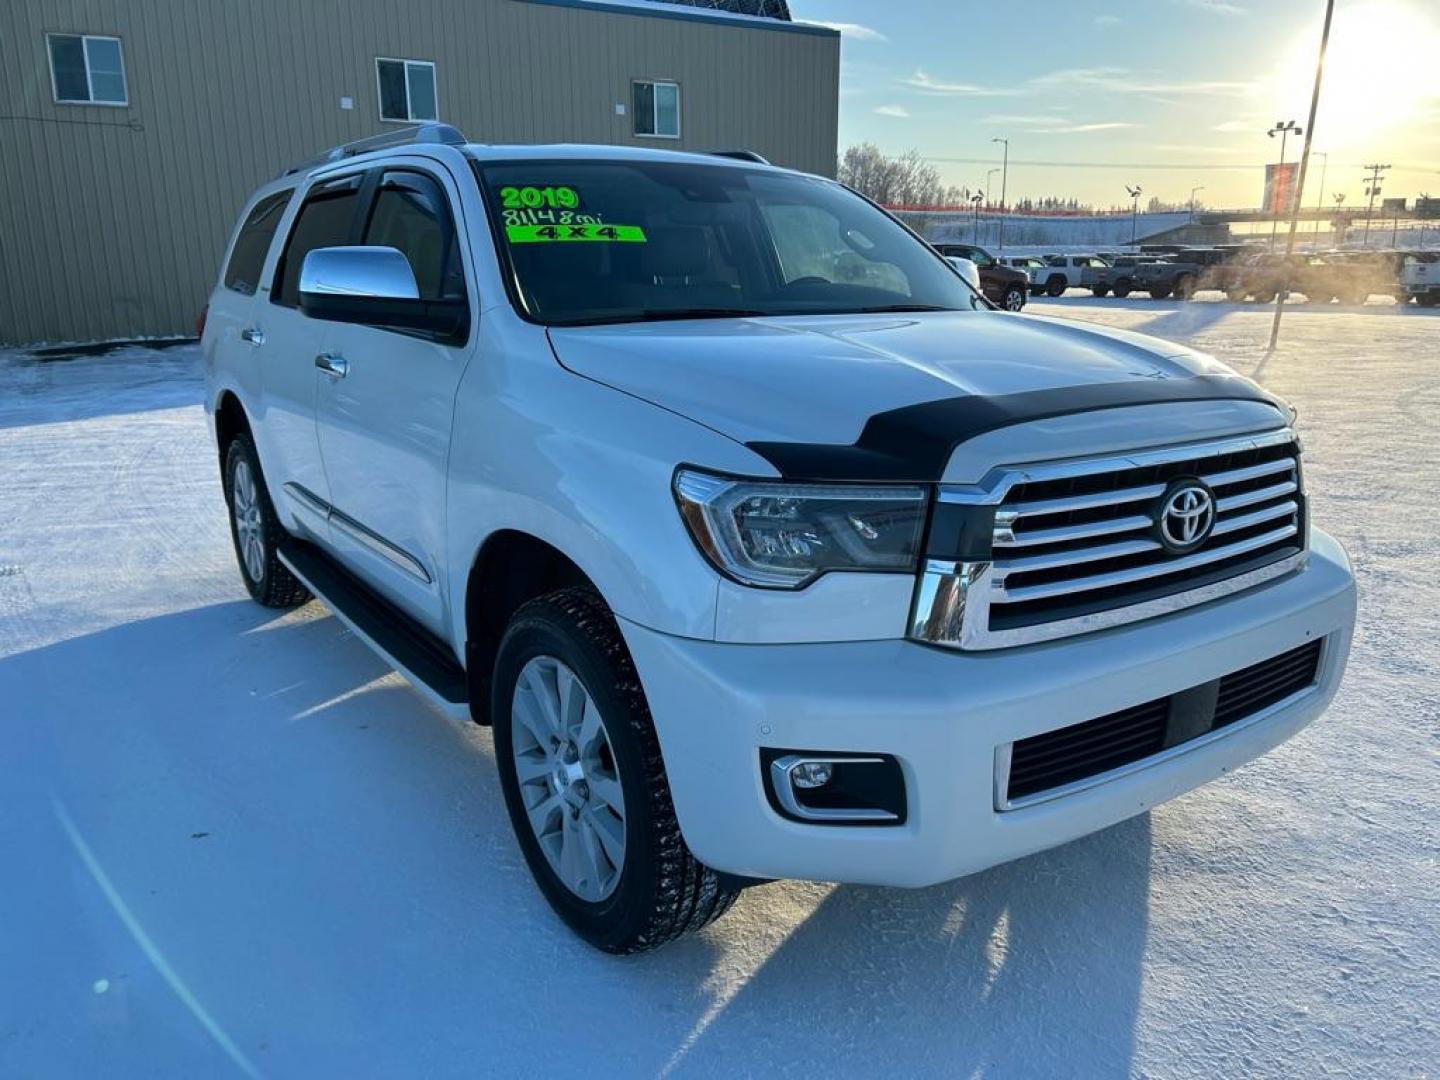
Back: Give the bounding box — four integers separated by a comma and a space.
746, 374, 1287, 482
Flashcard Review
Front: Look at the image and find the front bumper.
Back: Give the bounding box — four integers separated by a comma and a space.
621, 527, 1355, 888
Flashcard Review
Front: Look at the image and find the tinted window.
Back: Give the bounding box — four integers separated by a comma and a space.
224, 190, 292, 296
273, 176, 363, 307
363, 172, 465, 302
478, 161, 977, 326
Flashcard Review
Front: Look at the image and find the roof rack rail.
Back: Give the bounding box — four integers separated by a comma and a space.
707, 149, 771, 165
281, 123, 468, 176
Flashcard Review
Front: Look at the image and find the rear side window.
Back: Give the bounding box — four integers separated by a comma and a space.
224, 190, 292, 296
363, 171, 465, 302
272, 175, 364, 307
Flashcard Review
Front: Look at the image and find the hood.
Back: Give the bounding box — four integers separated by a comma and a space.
548, 310, 1246, 451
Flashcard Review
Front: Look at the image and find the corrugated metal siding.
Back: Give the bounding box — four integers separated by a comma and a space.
0, 0, 839, 344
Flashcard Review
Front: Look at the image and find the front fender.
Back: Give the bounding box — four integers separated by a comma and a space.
443, 313, 768, 655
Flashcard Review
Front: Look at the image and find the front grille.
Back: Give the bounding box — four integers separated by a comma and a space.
1005, 639, 1323, 804
1214, 638, 1324, 728
988, 436, 1304, 635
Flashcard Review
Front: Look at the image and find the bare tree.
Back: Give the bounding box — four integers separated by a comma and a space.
838, 144, 967, 207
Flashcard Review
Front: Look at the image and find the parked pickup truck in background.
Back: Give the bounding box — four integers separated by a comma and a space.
1088, 255, 1161, 298
932, 243, 1029, 310
1039, 253, 1110, 297
1401, 251, 1440, 306
1133, 248, 1237, 300
201, 123, 1356, 954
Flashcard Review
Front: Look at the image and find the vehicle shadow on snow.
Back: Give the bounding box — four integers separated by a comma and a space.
670, 818, 1152, 1077
0, 600, 1149, 1075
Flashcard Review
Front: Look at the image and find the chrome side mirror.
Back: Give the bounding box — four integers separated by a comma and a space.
300, 246, 419, 301
946, 256, 982, 292
298, 246, 467, 342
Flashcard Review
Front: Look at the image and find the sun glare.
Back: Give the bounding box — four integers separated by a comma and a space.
1269, 0, 1440, 151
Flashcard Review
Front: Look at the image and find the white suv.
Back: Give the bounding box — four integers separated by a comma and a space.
202, 125, 1356, 953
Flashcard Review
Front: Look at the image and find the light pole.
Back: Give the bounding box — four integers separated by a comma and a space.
1267, 119, 1303, 251
1126, 184, 1143, 245
1311, 151, 1328, 245
985, 169, 1000, 206
1266, 0, 1334, 355
992, 137, 1009, 251
1189, 185, 1205, 224
970, 192, 984, 243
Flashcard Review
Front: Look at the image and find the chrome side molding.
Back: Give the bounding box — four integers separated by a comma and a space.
281, 482, 431, 585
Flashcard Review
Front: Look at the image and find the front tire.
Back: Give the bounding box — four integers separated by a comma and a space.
1001, 284, 1027, 311
1112, 279, 1133, 298
1045, 276, 1067, 298
1149, 287, 1172, 299
223, 434, 309, 608
492, 588, 738, 953
1091, 286, 1110, 298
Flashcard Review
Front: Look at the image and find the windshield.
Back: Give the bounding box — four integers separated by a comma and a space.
476, 160, 980, 325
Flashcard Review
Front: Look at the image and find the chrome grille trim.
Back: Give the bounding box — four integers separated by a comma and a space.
909, 428, 1307, 650
991, 524, 1298, 604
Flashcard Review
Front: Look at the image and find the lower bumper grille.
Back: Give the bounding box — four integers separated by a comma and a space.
1005, 639, 1323, 804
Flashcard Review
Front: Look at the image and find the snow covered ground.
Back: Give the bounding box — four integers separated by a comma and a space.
2, 300, 1436, 1078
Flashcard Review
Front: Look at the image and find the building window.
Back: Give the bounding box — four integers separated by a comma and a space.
47, 33, 128, 106
632, 80, 680, 138
376, 58, 437, 123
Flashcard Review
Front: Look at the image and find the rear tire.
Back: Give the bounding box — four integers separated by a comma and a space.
223, 434, 310, 609
1418, 293, 1440, 308
492, 588, 739, 953
1091, 286, 1110, 297
1112, 280, 1133, 298
1174, 275, 1197, 301
1148, 287, 1172, 300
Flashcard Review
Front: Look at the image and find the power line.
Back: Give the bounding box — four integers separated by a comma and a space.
918, 154, 1440, 173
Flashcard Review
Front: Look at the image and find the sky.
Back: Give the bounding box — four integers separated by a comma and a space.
787, 0, 1440, 210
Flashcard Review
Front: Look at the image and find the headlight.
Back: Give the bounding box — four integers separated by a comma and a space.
673, 469, 928, 589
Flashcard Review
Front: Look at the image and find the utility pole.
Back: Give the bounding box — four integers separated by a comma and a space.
1267, 120, 1303, 251
1268, 0, 1334, 355
992, 137, 1009, 251
1189, 185, 1205, 224
1362, 163, 1389, 246
1312, 151, 1328, 245
1126, 184, 1143, 245
971, 192, 984, 244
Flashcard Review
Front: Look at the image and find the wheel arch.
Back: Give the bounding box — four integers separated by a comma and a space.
214, 389, 252, 470
463, 529, 602, 725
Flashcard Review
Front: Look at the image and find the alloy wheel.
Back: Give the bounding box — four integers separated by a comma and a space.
511, 655, 627, 902
231, 458, 265, 583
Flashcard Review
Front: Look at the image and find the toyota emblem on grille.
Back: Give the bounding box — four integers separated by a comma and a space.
1155, 479, 1216, 554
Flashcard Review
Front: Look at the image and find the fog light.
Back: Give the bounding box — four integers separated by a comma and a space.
790, 761, 833, 789
761, 751, 906, 825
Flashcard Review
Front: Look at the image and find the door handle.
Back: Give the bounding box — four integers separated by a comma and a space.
240, 328, 265, 346
315, 352, 349, 378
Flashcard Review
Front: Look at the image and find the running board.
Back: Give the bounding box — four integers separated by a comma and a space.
278, 539, 470, 722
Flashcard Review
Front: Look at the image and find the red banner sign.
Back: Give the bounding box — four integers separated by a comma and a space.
1264, 163, 1299, 214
